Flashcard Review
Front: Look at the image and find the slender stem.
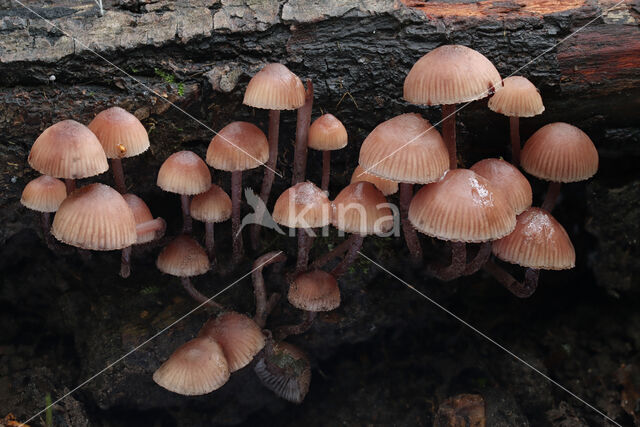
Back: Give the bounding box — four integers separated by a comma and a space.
252, 251, 287, 328
331, 234, 364, 278
541, 181, 562, 212
321, 150, 331, 192
180, 276, 224, 309
292, 80, 314, 185
509, 116, 521, 167
483, 259, 539, 298
180, 194, 192, 234
231, 170, 243, 264
296, 229, 311, 273
463, 242, 492, 276
310, 234, 354, 270
265, 292, 281, 318
136, 217, 166, 240
65, 178, 76, 195
40, 212, 58, 250
275, 311, 317, 340
205, 222, 216, 266
442, 104, 457, 170
111, 158, 127, 194
120, 246, 131, 278
426, 241, 466, 281
399, 183, 422, 265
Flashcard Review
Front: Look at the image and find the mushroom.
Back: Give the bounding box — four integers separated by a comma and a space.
153, 336, 230, 395
28, 120, 108, 194
206, 122, 269, 264
521, 122, 598, 212
88, 106, 150, 193
254, 340, 311, 404
350, 165, 398, 197
157, 151, 211, 234
308, 113, 348, 192
404, 45, 502, 169
251, 251, 287, 328
358, 113, 449, 265
20, 175, 66, 249
470, 158, 532, 215
487, 76, 545, 166
190, 184, 232, 265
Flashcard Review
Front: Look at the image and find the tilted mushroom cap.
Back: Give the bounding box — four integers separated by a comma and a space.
122, 193, 155, 244
308, 114, 348, 151
470, 158, 532, 215
272, 182, 331, 228
487, 76, 544, 118
358, 113, 449, 184
521, 122, 598, 183
206, 122, 269, 171
88, 106, 150, 158
156, 235, 210, 277
157, 151, 211, 195
350, 165, 398, 196
254, 341, 311, 404
198, 311, 265, 372
153, 336, 230, 396
288, 270, 340, 312
408, 169, 516, 243
21, 175, 67, 213
51, 183, 137, 250
28, 120, 108, 179
331, 182, 393, 235
190, 184, 232, 223
243, 63, 306, 110
404, 45, 502, 105
492, 207, 575, 270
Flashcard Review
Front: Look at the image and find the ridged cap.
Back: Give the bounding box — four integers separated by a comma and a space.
521, 122, 598, 183
51, 183, 137, 250
243, 63, 306, 110
288, 270, 340, 312
88, 106, 150, 158
308, 114, 348, 151
198, 311, 265, 372
153, 336, 230, 396
331, 182, 393, 235
21, 175, 67, 213
470, 158, 532, 215
272, 182, 331, 228
157, 151, 211, 195
492, 207, 575, 270
206, 121, 269, 172
190, 184, 232, 223
358, 113, 449, 184
404, 45, 502, 105
122, 193, 155, 244
350, 165, 398, 196
408, 169, 516, 243
156, 235, 210, 277
28, 120, 108, 179
254, 342, 311, 404
487, 76, 544, 117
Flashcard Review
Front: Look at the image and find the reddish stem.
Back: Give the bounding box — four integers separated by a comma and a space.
541, 181, 562, 212
310, 234, 354, 270
65, 178, 76, 195
231, 170, 243, 264
426, 241, 466, 281
180, 194, 192, 235
463, 242, 492, 276
252, 251, 287, 328
331, 234, 365, 278
296, 229, 313, 273
483, 259, 540, 298
399, 183, 422, 265
111, 158, 127, 194
292, 80, 314, 185
509, 116, 521, 167
275, 311, 317, 340
321, 151, 331, 192
442, 104, 457, 170
180, 276, 224, 309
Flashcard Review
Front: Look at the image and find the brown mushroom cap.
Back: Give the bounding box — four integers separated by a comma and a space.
206, 122, 269, 172
156, 235, 210, 277
408, 169, 516, 243
492, 207, 575, 270
521, 122, 598, 183
122, 193, 156, 244
190, 184, 232, 223
487, 76, 544, 118
350, 165, 398, 196
88, 106, 150, 158
21, 175, 67, 213
288, 270, 340, 312
308, 114, 348, 151
243, 63, 306, 110
157, 151, 211, 195
470, 158, 532, 215
51, 183, 137, 250
331, 182, 393, 235
254, 341, 311, 404
358, 113, 449, 184
28, 120, 109, 179
198, 311, 265, 372
404, 45, 502, 105
153, 336, 230, 396
272, 182, 331, 228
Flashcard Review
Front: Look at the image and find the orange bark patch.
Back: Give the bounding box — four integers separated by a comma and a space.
400, 0, 588, 19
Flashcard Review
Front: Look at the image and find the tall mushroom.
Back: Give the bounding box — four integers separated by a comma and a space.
21, 175, 67, 249
308, 113, 348, 192
190, 185, 232, 265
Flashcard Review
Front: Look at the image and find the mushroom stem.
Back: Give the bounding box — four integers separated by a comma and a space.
64, 179, 76, 195
292, 79, 314, 185
265, 292, 281, 318
463, 242, 492, 275
180, 276, 224, 309
275, 311, 317, 340
509, 116, 521, 167
136, 217, 166, 240
541, 181, 562, 212
252, 251, 287, 328
427, 242, 466, 281
331, 234, 364, 278
442, 104, 457, 170
40, 212, 54, 249
231, 170, 243, 264
399, 183, 423, 265
180, 194, 192, 234
310, 235, 354, 269
483, 259, 539, 298
111, 158, 127, 194
205, 222, 216, 265
296, 229, 313, 273
120, 246, 131, 278
321, 151, 331, 192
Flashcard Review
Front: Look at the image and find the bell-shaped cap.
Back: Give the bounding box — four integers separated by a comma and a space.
190, 184, 232, 223
308, 114, 348, 151
156, 235, 210, 277
157, 151, 211, 195
206, 122, 269, 172
254, 341, 311, 404
21, 175, 67, 213
331, 182, 393, 235
350, 165, 398, 196
122, 193, 156, 244
288, 270, 340, 312
88, 106, 150, 158
272, 182, 331, 229
471, 158, 532, 215
243, 63, 305, 110
488, 76, 544, 117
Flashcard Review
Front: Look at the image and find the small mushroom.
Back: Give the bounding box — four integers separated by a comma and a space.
308, 113, 348, 192
20, 175, 66, 249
